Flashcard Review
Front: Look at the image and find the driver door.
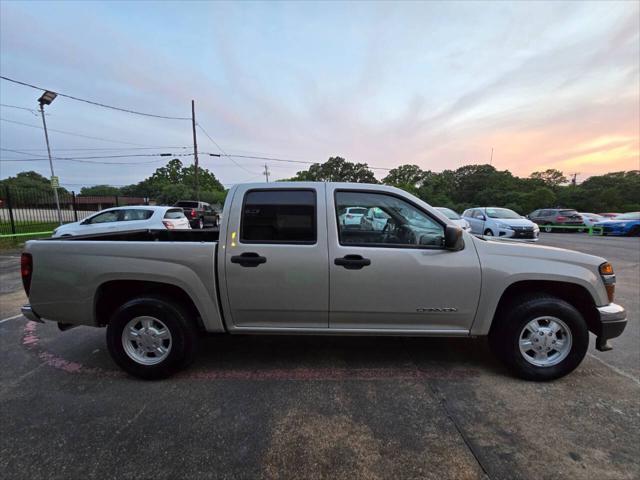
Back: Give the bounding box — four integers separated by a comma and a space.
327, 187, 481, 332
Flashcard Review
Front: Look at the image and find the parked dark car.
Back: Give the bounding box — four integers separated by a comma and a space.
527, 209, 584, 232
173, 200, 219, 229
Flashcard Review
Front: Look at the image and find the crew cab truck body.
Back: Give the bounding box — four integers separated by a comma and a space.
21, 182, 627, 380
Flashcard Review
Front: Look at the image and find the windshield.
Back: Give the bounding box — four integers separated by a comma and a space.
436, 207, 460, 220
485, 208, 521, 219
175, 201, 198, 208
615, 212, 640, 220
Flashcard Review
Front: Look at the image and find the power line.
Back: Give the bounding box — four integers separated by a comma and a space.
3, 146, 191, 152
0, 103, 40, 114
0, 75, 190, 120
0, 117, 169, 147
196, 123, 259, 175
0, 147, 195, 160
0, 157, 166, 165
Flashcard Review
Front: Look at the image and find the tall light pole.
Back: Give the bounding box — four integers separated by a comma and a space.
38, 90, 62, 225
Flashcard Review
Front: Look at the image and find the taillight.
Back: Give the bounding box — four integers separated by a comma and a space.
162, 221, 175, 229
599, 262, 615, 302
556, 216, 567, 221
21, 253, 33, 296
191, 210, 196, 218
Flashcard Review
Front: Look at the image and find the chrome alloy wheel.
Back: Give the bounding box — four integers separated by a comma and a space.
519, 316, 572, 367
122, 316, 172, 365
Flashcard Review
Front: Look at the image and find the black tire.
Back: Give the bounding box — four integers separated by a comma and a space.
198, 218, 204, 229
484, 229, 494, 236
106, 296, 199, 380
628, 226, 640, 237
489, 294, 589, 381
543, 223, 554, 233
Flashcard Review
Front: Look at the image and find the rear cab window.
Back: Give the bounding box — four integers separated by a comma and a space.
241, 189, 316, 244
164, 209, 186, 219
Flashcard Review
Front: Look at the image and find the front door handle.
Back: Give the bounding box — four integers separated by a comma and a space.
230, 252, 267, 267
334, 254, 371, 270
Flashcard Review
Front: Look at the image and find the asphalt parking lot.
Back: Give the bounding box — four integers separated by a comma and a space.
0, 234, 638, 479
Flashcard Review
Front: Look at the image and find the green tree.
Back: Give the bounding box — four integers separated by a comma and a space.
382, 165, 426, 193
0, 171, 69, 194
530, 169, 567, 188
288, 156, 377, 183
80, 185, 121, 196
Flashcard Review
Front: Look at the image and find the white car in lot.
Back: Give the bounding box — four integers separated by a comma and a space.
338, 207, 367, 228
436, 207, 471, 231
52, 206, 190, 237
462, 207, 539, 241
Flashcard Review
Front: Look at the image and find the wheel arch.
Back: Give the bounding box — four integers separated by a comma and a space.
95, 280, 205, 331
488, 280, 599, 335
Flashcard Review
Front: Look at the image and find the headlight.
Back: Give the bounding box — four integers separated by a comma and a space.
496, 223, 513, 230
533, 224, 540, 232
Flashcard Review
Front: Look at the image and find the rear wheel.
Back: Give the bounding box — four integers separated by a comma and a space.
543, 223, 554, 233
628, 226, 640, 237
106, 296, 199, 379
197, 218, 204, 229
489, 295, 588, 381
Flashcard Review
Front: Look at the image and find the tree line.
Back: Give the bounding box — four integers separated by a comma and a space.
2, 156, 638, 213
283, 156, 639, 214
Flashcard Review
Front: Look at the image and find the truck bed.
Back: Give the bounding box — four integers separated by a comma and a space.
25, 230, 224, 332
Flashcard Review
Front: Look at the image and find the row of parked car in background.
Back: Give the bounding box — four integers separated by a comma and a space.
52, 200, 220, 237
52, 191, 639, 240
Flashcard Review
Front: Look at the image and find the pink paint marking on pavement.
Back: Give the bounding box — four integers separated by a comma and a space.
22, 322, 478, 381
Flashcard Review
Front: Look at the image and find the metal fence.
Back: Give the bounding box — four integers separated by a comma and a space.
0, 186, 147, 236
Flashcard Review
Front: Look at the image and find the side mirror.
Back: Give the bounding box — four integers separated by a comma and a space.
479, 215, 486, 221
444, 225, 464, 251
80, 219, 89, 225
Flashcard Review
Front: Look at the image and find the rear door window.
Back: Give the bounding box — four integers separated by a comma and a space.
88, 210, 120, 224
241, 190, 316, 243
122, 209, 154, 221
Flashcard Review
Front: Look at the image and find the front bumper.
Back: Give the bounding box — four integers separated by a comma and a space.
21, 304, 44, 323
594, 303, 627, 351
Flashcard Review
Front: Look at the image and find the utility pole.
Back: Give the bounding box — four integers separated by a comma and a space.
38, 92, 62, 225
191, 100, 200, 201
489, 147, 494, 166
263, 163, 270, 183
570, 172, 579, 186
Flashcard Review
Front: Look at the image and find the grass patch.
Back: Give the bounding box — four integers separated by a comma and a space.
0, 222, 58, 235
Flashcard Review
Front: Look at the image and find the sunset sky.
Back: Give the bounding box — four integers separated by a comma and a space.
1, 1, 638, 188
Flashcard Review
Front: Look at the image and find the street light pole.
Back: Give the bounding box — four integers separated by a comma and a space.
38, 97, 62, 225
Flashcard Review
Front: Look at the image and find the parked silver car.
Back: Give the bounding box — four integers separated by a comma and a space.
462, 207, 539, 240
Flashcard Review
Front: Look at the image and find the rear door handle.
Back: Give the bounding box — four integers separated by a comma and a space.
334, 254, 371, 270
230, 252, 267, 267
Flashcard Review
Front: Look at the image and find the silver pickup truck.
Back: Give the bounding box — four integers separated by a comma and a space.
21, 182, 627, 380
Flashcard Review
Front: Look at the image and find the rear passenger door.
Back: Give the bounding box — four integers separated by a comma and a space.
223, 185, 329, 329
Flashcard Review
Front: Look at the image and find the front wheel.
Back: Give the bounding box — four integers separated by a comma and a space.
628, 226, 640, 237
106, 296, 199, 379
484, 229, 494, 236
489, 295, 588, 381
